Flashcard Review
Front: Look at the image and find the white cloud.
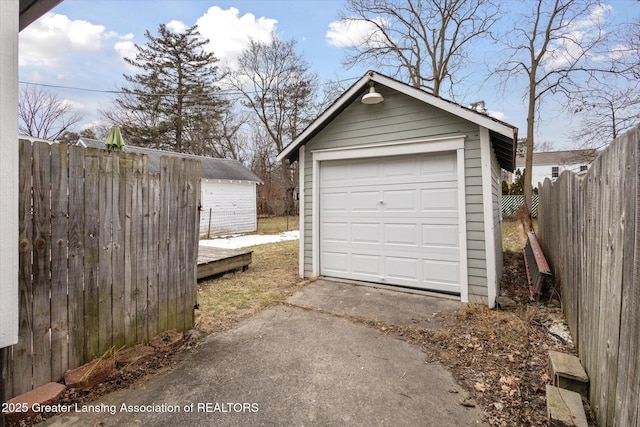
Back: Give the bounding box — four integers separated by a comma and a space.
195, 6, 277, 68
326, 18, 389, 48
167, 20, 187, 34
487, 109, 508, 122
541, 3, 613, 70
19, 12, 107, 67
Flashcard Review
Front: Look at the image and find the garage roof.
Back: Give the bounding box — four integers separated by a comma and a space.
78, 138, 263, 183
19, 0, 63, 30
277, 71, 518, 172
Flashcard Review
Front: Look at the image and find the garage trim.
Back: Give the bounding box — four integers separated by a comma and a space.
310, 135, 469, 302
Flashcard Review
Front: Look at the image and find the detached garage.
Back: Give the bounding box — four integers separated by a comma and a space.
277, 71, 517, 307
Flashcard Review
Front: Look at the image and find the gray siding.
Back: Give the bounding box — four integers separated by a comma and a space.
491, 143, 504, 285
302, 86, 491, 300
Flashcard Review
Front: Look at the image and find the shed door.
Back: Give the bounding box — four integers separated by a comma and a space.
319, 152, 461, 294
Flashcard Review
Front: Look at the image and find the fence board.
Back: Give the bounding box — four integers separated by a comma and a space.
147, 174, 160, 339
186, 160, 201, 327
122, 154, 136, 347
111, 154, 125, 350
176, 159, 187, 332
4, 142, 201, 400
67, 146, 85, 370
157, 157, 170, 332
136, 155, 149, 344
98, 154, 114, 356
15, 140, 33, 397
31, 142, 52, 390
538, 124, 640, 426
83, 150, 101, 360
50, 143, 69, 382
167, 158, 180, 331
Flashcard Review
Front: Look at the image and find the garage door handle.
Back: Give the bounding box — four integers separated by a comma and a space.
378, 199, 384, 204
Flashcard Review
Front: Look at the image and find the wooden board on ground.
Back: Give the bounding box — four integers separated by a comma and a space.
197, 246, 253, 280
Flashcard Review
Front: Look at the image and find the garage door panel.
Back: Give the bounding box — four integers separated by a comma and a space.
352, 254, 382, 276
351, 223, 381, 244
322, 251, 349, 273
420, 189, 458, 210
320, 151, 461, 294
422, 224, 459, 247
320, 163, 348, 184
384, 223, 418, 246
423, 260, 460, 284
386, 257, 418, 281
321, 192, 349, 212
351, 160, 381, 182
351, 191, 381, 211
383, 157, 419, 179
321, 221, 349, 242
383, 189, 417, 212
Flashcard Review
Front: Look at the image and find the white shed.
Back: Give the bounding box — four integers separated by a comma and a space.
277, 71, 518, 307
78, 138, 262, 238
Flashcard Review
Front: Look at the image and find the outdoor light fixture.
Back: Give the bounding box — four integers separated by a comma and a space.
361, 82, 384, 104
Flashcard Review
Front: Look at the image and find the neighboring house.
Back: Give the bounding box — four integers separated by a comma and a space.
1, 0, 63, 349
514, 149, 598, 187
78, 138, 263, 238
277, 70, 518, 308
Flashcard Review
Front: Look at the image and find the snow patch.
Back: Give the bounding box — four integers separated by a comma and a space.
200, 230, 299, 249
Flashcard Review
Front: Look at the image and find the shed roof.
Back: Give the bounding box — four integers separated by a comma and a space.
277, 70, 518, 172
78, 138, 262, 183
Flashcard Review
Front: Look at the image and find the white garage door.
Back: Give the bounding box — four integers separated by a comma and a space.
319, 151, 461, 294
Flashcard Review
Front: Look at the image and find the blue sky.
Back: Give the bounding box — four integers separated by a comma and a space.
18, 0, 640, 149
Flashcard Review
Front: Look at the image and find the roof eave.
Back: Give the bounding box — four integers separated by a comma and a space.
277, 71, 518, 165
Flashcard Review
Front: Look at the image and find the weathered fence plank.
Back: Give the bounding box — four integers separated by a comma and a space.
83, 149, 101, 361
538, 124, 640, 427
111, 154, 126, 350
50, 143, 69, 382
98, 154, 114, 356
15, 140, 33, 397
147, 174, 160, 339
31, 142, 52, 390
67, 145, 85, 371
122, 154, 136, 347
136, 155, 149, 344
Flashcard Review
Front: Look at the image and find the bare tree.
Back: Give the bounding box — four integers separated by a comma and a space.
18, 85, 81, 141
337, 0, 500, 96
228, 33, 319, 215
570, 82, 640, 149
494, 0, 613, 225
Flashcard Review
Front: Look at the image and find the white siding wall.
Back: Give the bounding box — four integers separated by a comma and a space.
199, 180, 257, 238
0, 0, 19, 348
302, 86, 491, 301
517, 162, 590, 187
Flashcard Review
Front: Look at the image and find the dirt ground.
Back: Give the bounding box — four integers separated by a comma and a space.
388, 251, 596, 426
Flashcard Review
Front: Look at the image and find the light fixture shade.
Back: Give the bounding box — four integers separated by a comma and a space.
361, 86, 384, 104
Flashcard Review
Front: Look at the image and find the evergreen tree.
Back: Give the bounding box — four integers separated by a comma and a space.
111, 24, 226, 153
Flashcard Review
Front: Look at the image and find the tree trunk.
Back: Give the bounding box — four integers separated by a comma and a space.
523, 78, 536, 232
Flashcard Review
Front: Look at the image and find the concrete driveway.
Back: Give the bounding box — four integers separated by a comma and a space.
44, 280, 487, 426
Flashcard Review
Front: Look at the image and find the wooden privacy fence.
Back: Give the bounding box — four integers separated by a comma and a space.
2, 140, 201, 400
537, 124, 640, 427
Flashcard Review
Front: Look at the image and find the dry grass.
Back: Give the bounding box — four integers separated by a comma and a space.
257, 215, 299, 234
195, 239, 304, 334
502, 218, 538, 252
